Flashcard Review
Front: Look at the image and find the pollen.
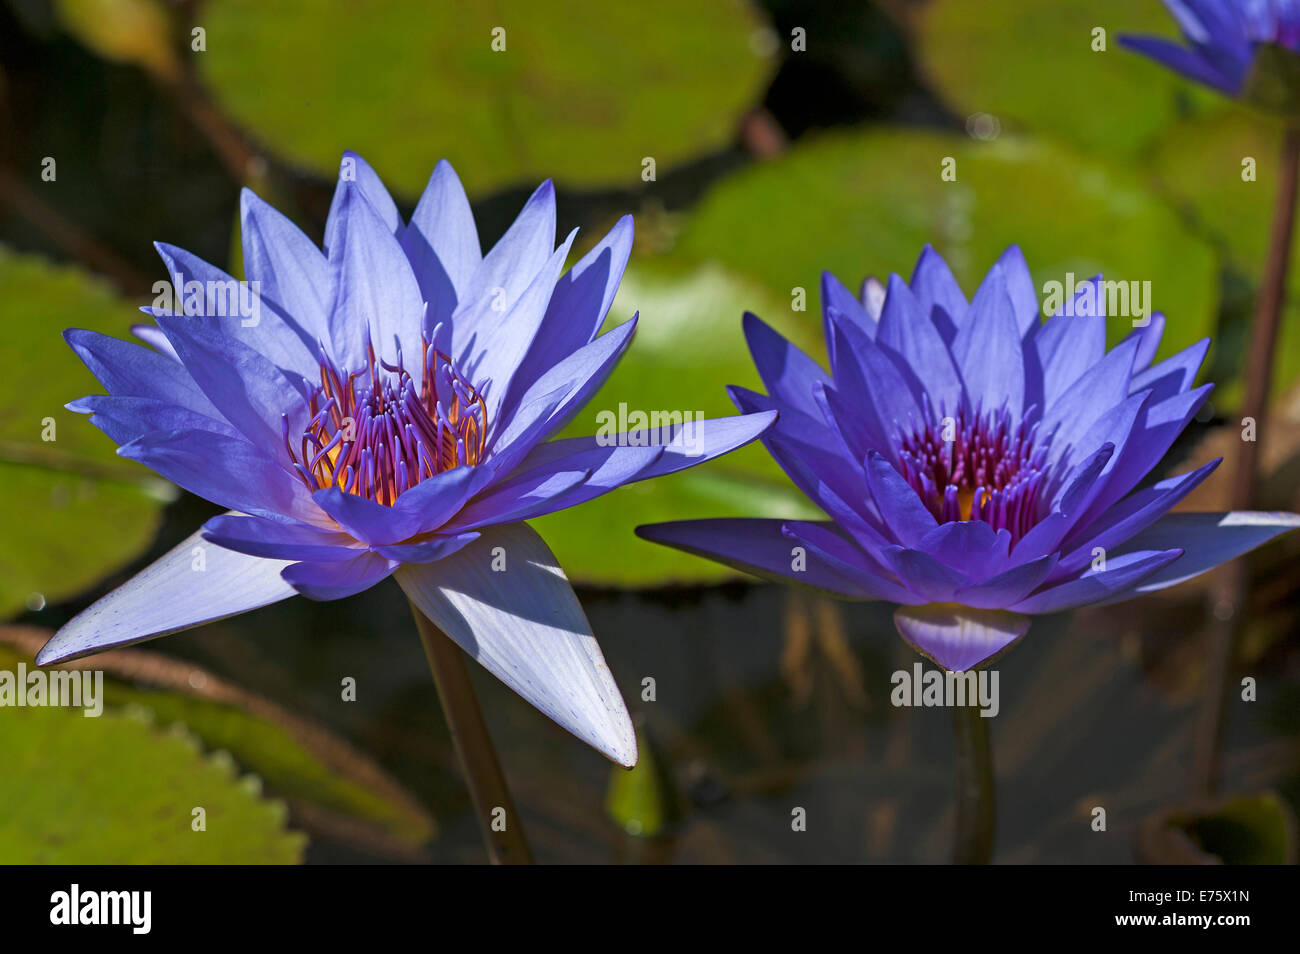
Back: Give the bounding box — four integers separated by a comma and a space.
284, 336, 487, 506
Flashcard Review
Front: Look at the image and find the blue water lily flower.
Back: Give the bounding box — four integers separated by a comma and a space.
1121, 0, 1300, 96
637, 245, 1300, 671
43, 152, 775, 766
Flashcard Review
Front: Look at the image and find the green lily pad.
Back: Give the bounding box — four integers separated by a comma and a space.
0, 248, 172, 618
199, 0, 776, 196
1182, 792, 1297, 864
605, 721, 680, 838
0, 636, 435, 850
914, 0, 1221, 159
1149, 109, 1300, 402
53, 0, 181, 80
672, 128, 1218, 361
0, 702, 305, 863
532, 260, 823, 587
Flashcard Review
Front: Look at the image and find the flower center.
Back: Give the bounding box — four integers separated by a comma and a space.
284, 337, 486, 506
895, 407, 1049, 542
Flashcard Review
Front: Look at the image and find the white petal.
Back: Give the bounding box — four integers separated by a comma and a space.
395, 522, 636, 766
37, 523, 296, 665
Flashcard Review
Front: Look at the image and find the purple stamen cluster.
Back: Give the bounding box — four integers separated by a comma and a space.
284, 334, 487, 505
895, 406, 1049, 543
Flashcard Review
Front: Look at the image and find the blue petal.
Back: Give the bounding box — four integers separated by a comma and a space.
893, 604, 1030, 671
634, 518, 884, 598
827, 313, 923, 446
1040, 336, 1139, 463
461, 228, 578, 426
781, 522, 920, 602
153, 311, 311, 455
951, 264, 1025, 417
1054, 458, 1221, 576
882, 546, 970, 601
154, 241, 318, 378
486, 315, 638, 474
1126, 312, 1166, 371
65, 328, 217, 417
69, 394, 240, 447
953, 553, 1058, 609
402, 158, 482, 330
865, 451, 938, 548
371, 531, 481, 564
1130, 337, 1209, 401
1010, 548, 1183, 613
510, 215, 634, 403
917, 520, 1011, 577
202, 513, 362, 562
312, 487, 424, 545
1073, 383, 1212, 526
1033, 281, 1106, 410
744, 311, 830, 420
327, 180, 425, 371
324, 150, 401, 248
908, 244, 967, 342
1101, 511, 1300, 596
464, 179, 557, 321
240, 188, 333, 345
390, 464, 496, 536
875, 272, 964, 414
821, 271, 877, 339
282, 551, 397, 600
120, 428, 318, 523
994, 244, 1039, 337
130, 322, 180, 360
36, 525, 296, 664
397, 523, 636, 766
1119, 34, 1243, 93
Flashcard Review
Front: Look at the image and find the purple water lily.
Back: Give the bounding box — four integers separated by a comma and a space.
637, 245, 1300, 671
1121, 0, 1300, 96
43, 152, 775, 766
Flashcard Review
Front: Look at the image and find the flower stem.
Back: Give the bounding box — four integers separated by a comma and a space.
409, 601, 533, 864
1193, 124, 1300, 796
952, 701, 995, 864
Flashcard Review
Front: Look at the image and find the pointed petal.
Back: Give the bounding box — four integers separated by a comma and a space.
120, 428, 318, 523
327, 180, 425, 370
202, 513, 361, 562
240, 187, 333, 344
952, 265, 1024, 416
282, 550, 397, 600
876, 272, 964, 414
995, 244, 1039, 337
325, 150, 401, 248
396, 523, 636, 766
69, 394, 240, 447
36, 526, 296, 664
865, 450, 938, 547
1119, 34, 1241, 94
154, 241, 317, 377
743, 311, 829, 419
403, 158, 483, 328
635, 518, 882, 598
821, 271, 876, 337
65, 328, 216, 417
511, 214, 634, 399
1105, 511, 1300, 596
909, 244, 967, 341
1010, 548, 1183, 613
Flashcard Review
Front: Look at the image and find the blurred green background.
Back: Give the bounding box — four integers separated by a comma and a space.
0, 0, 1297, 863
